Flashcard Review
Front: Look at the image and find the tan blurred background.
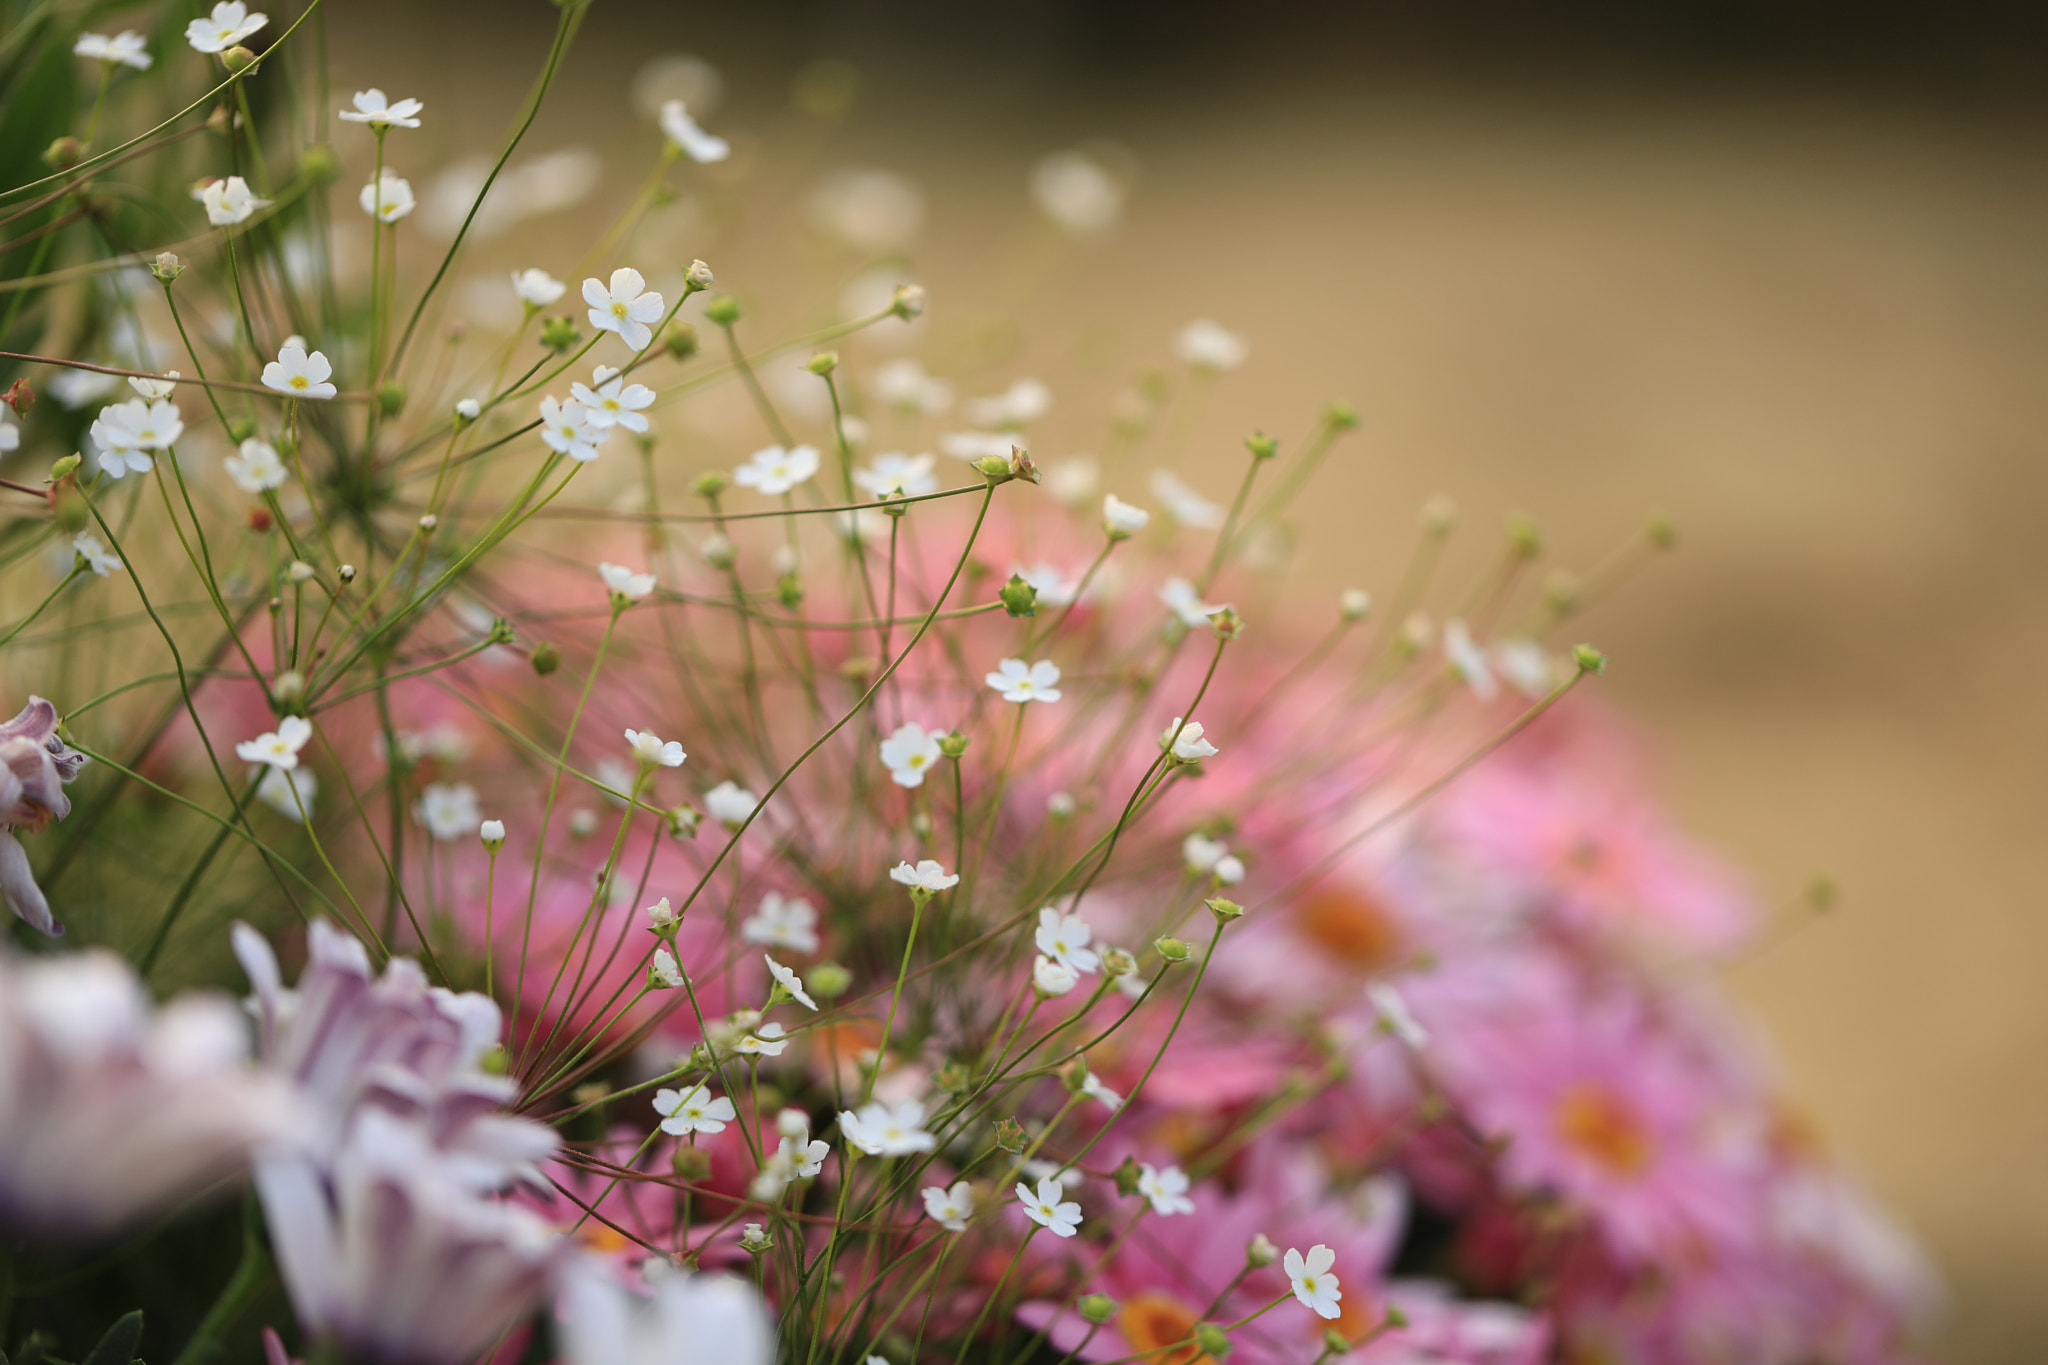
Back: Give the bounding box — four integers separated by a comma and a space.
326, 4, 2048, 1358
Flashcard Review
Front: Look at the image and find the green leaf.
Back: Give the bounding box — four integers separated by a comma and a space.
79, 1313, 142, 1365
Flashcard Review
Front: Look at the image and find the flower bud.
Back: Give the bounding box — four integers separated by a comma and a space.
1383, 1306, 1407, 1329
698, 533, 735, 570
937, 731, 970, 759
43, 137, 83, 170
1194, 1325, 1232, 1359
664, 323, 699, 360
453, 397, 482, 425
704, 294, 741, 326
1077, 1295, 1119, 1326
776, 573, 803, 610
334, 563, 356, 585
1325, 400, 1360, 429
971, 453, 1012, 483
479, 819, 506, 849
998, 573, 1038, 618
568, 809, 598, 837
1208, 606, 1245, 640
665, 805, 702, 839
1419, 495, 1458, 535
646, 896, 678, 930
1047, 791, 1077, 821
1244, 431, 1278, 460
1100, 946, 1136, 977
671, 1145, 712, 1181
1506, 511, 1541, 558
1321, 1329, 1351, 1355
221, 45, 257, 72
147, 251, 185, 284
1246, 1232, 1278, 1267
993, 1117, 1026, 1154
739, 1223, 773, 1254
934, 1061, 970, 1093
417, 514, 438, 535
1542, 568, 1582, 620
287, 560, 316, 583
1572, 644, 1607, 675
691, 470, 730, 499
271, 670, 307, 707
376, 380, 406, 415
1113, 1155, 1143, 1197
808, 961, 852, 999
1646, 511, 1678, 549
805, 350, 838, 375
1339, 588, 1371, 622
648, 948, 684, 990
540, 316, 581, 352
478, 1043, 509, 1076
298, 144, 341, 183
1205, 897, 1243, 924
685, 259, 715, 291
1153, 936, 1190, 963
890, 284, 925, 319
247, 504, 273, 532
1061, 1055, 1091, 1095
530, 640, 562, 675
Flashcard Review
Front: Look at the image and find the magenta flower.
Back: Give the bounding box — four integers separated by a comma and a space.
1, 695, 87, 935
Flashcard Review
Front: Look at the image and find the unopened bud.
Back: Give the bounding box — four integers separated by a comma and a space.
646, 896, 678, 930
1193, 1325, 1232, 1358
271, 671, 306, 707
1572, 644, 1607, 675
43, 137, 83, 170
50, 453, 81, 481
1100, 946, 1135, 977
971, 453, 1012, 483
684, 259, 715, 291
146, 251, 186, 285
890, 284, 925, 319
1205, 897, 1243, 923
479, 819, 506, 849
1646, 511, 1678, 549
665, 805, 701, 839
221, 45, 257, 72
704, 294, 741, 326
376, 380, 406, 415
808, 961, 852, 999
530, 641, 561, 676
1325, 400, 1360, 429
664, 323, 699, 360
1383, 1306, 1407, 1329
1244, 431, 1278, 460
671, 1145, 712, 1181
478, 1043, 509, 1076
417, 514, 437, 534
1541, 568, 1582, 619
540, 316, 581, 352
1153, 936, 1191, 963
1419, 495, 1458, 535
805, 350, 838, 375
1321, 1328, 1351, 1355
1339, 588, 1371, 621
297, 144, 340, 183
1247, 1233, 1278, 1267
776, 573, 803, 609
1077, 1294, 1119, 1326
1113, 1155, 1143, 1197
937, 731, 969, 759
998, 573, 1038, 618
287, 560, 316, 583
1506, 511, 1541, 557
691, 470, 729, 499
1048, 791, 1077, 821
1208, 606, 1245, 640
993, 1117, 1026, 1153
337, 563, 357, 583
739, 1223, 773, 1254
453, 397, 481, 425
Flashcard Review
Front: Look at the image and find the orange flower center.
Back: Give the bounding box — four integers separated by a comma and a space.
1295, 885, 1401, 970
1121, 1292, 1213, 1365
1554, 1082, 1653, 1176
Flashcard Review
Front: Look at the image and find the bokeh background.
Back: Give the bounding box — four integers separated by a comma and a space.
238, 2, 2048, 1359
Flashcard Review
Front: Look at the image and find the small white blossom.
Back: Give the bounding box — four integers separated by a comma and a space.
1174, 319, 1249, 373
1184, 833, 1230, 875
413, 782, 480, 841
512, 268, 566, 307
984, 658, 1061, 705
653, 1083, 736, 1136
1047, 791, 1077, 819
1014, 563, 1077, 608
742, 893, 820, 953
704, 781, 758, 828
1368, 983, 1429, 1050
1493, 638, 1557, 698
454, 398, 482, 422
764, 954, 818, 1011
75, 31, 152, 69
127, 372, 179, 401
964, 378, 1051, 429
1016, 1176, 1083, 1238
839, 1100, 937, 1157
1284, 1245, 1342, 1320
1160, 717, 1218, 763
889, 859, 959, 893
261, 343, 337, 400
538, 396, 606, 462
733, 444, 819, 497
338, 89, 423, 130
1031, 150, 1123, 234
72, 532, 123, 577
1080, 1072, 1123, 1112
185, 2, 266, 53
922, 1180, 974, 1232
1158, 578, 1219, 629
624, 728, 686, 769
1443, 620, 1498, 701
659, 99, 730, 163
1149, 470, 1225, 529
1138, 1163, 1195, 1216
200, 176, 266, 226
253, 765, 315, 821
1102, 493, 1150, 538
93, 398, 183, 456
224, 438, 288, 493
479, 819, 506, 847
1034, 908, 1099, 974
878, 722, 945, 789
937, 430, 1015, 463
648, 948, 685, 989
1213, 855, 1245, 885
1032, 955, 1079, 998
571, 366, 656, 433
359, 172, 416, 224
48, 369, 119, 409
599, 561, 656, 601
735, 1021, 789, 1057
854, 451, 938, 500
1046, 457, 1100, 506
584, 267, 665, 352
870, 358, 952, 415
235, 716, 312, 770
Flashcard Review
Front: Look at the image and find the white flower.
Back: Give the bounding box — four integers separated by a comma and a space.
1014, 563, 1077, 608
48, 368, 118, 409
359, 172, 416, 224
624, 729, 686, 769
647, 948, 685, 990
75, 31, 152, 69
1213, 855, 1245, 885
984, 658, 1061, 705
1047, 791, 1077, 819
538, 396, 606, 462
1102, 493, 1150, 538
186, 1, 266, 53
1015, 1176, 1083, 1238
225, 438, 288, 493
659, 99, 730, 163
72, 532, 123, 577
1046, 457, 1100, 506
599, 561, 656, 601
413, 782, 480, 842
704, 781, 757, 828
1493, 638, 1556, 698
479, 819, 506, 846
879, 722, 945, 789
1183, 833, 1229, 875
838, 1100, 936, 1157
889, 859, 959, 893
733, 444, 819, 497
338, 89, 423, 130
94, 397, 183, 451
870, 359, 952, 416
454, 398, 482, 422
1174, 319, 1248, 372
1031, 150, 1123, 234
1148, 470, 1225, 529
653, 1084, 736, 1136
1129, 1164, 1193, 1218
937, 430, 1015, 463
1035, 908, 1100, 974
1284, 1245, 1342, 1320
127, 371, 180, 400
807, 168, 926, 252
583, 267, 665, 352
854, 451, 938, 500
1158, 578, 1219, 629
1160, 717, 1218, 764
1080, 1072, 1123, 1112
200, 175, 266, 225
236, 716, 313, 770
741, 893, 819, 954
512, 268, 566, 307
778, 1126, 829, 1180
964, 378, 1051, 429
1368, 983, 1429, 1050
1032, 955, 1079, 998
1442, 620, 1498, 701
764, 955, 817, 1011
254, 766, 316, 821
922, 1180, 974, 1232
734, 1021, 789, 1057
261, 343, 337, 400
556, 1258, 773, 1365
571, 366, 656, 433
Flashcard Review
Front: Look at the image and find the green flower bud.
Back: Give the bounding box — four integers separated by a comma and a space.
298, 144, 341, 183
1646, 511, 1678, 549
1325, 400, 1360, 429
808, 962, 853, 999
540, 316, 581, 352
1572, 644, 1607, 675
376, 380, 406, 416
1194, 1325, 1232, 1359
704, 294, 741, 326
1205, 897, 1243, 924
478, 1043, 509, 1076
1322, 1328, 1352, 1355
1246, 1233, 1278, 1267
221, 45, 257, 72
49, 453, 81, 481
993, 1117, 1026, 1154
52, 490, 89, 533
691, 470, 729, 499
1078, 1295, 1119, 1326
671, 1145, 712, 1181
890, 284, 925, 319
937, 731, 969, 759
998, 573, 1038, 618
1244, 431, 1279, 460
806, 350, 838, 375
530, 640, 562, 676
1506, 511, 1541, 558
776, 573, 803, 610
665, 805, 702, 839
42, 137, 83, 171
1113, 1155, 1143, 1197
150, 252, 185, 284
664, 323, 700, 360
1154, 936, 1191, 963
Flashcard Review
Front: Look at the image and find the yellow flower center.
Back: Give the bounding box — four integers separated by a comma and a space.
291, 376, 307, 389
1121, 1293, 1213, 1365
1554, 1082, 1653, 1176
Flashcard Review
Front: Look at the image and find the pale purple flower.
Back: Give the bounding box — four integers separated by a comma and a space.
2, 696, 87, 936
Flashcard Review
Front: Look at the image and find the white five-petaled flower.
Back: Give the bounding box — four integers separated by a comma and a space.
127, 372, 179, 400
262, 343, 337, 400
963, 377, 1051, 429
1442, 619, 1499, 701
253, 766, 315, 821
889, 859, 959, 894
1368, 983, 1430, 1050
854, 451, 938, 500
1493, 638, 1556, 698
1137, 1163, 1196, 1216
512, 268, 566, 307
1160, 717, 1218, 763
1016, 1176, 1083, 1238
236, 716, 313, 770
647, 947, 685, 989
985, 658, 1061, 705
413, 782, 480, 841
1284, 1245, 1342, 1320
72, 532, 123, 577
1184, 832, 1229, 875
91, 400, 184, 474
186, 1, 266, 52
338, 89, 423, 129
1031, 149, 1124, 234
224, 438, 288, 493
733, 444, 820, 497
624, 728, 686, 769
741, 893, 820, 954
1174, 318, 1249, 373
1158, 578, 1219, 629
538, 396, 606, 462
1035, 908, 1100, 974
922, 1180, 974, 1232
1032, 955, 1079, 998
1080, 1072, 1123, 1112
1102, 493, 1150, 538
734, 1021, 789, 1057
571, 366, 656, 433
838, 1100, 937, 1157
75, 31, 151, 69
200, 175, 266, 225
599, 561, 656, 601
878, 722, 945, 789
1149, 470, 1226, 529
654, 1083, 736, 1136
1014, 562, 1078, 608
583, 267, 665, 352
871, 358, 953, 415
763, 954, 817, 1011
359, 172, 416, 224
704, 781, 758, 828
659, 99, 730, 163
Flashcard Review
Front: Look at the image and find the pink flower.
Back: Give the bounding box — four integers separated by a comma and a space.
1, 695, 88, 935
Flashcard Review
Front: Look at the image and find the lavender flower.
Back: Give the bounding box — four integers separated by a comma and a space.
1, 696, 88, 936
556, 1255, 773, 1365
